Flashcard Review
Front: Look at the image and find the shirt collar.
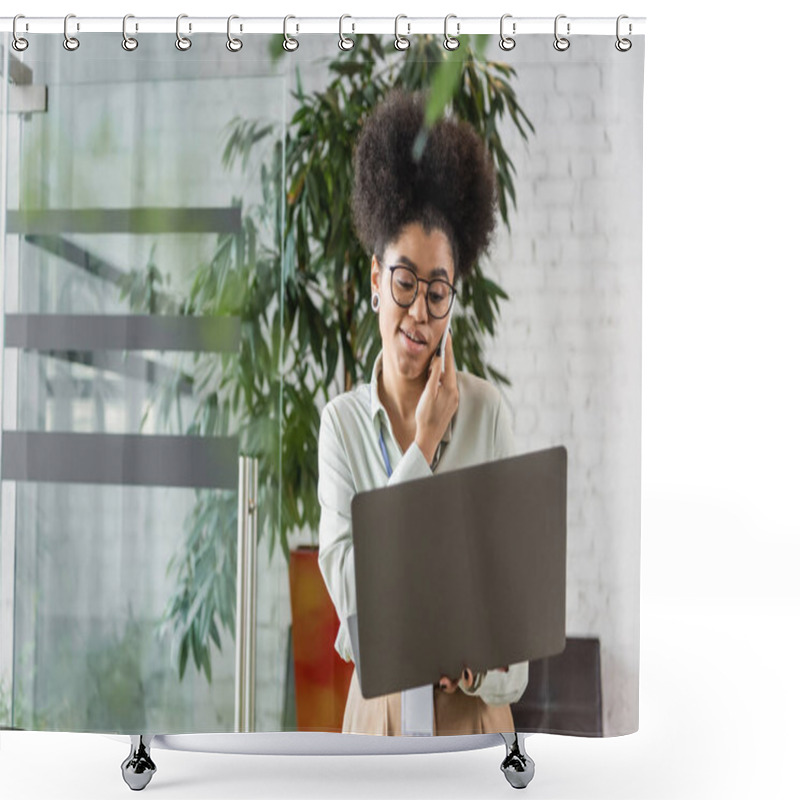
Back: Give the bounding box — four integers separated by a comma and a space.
369, 351, 453, 443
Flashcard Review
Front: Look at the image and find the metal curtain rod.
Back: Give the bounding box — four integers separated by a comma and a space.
0, 16, 646, 36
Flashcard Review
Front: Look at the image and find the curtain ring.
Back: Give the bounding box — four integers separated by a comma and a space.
12, 15, 29, 52
283, 15, 299, 51
499, 14, 516, 51
227, 15, 243, 52
175, 14, 192, 51
553, 14, 570, 52
615, 15, 632, 52
122, 14, 138, 51
394, 14, 410, 51
443, 14, 460, 51
63, 13, 80, 51
338, 14, 355, 51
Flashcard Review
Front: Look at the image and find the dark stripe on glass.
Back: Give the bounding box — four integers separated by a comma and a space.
1, 432, 238, 489
7, 207, 241, 235
5, 314, 240, 353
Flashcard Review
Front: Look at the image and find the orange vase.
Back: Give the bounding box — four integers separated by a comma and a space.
288, 546, 354, 731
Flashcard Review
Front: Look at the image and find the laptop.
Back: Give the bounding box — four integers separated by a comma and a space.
349, 446, 568, 699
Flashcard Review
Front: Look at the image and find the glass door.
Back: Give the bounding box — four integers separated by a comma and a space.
1, 35, 289, 733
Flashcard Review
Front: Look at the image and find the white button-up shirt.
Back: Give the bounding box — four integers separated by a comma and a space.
317, 353, 528, 706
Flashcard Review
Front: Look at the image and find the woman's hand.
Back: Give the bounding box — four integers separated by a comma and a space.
414, 334, 459, 465
438, 668, 475, 694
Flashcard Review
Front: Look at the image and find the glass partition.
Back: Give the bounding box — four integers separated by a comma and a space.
1, 35, 289, 733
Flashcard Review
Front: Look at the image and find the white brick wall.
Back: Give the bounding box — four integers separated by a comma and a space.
484, 36, 644, 736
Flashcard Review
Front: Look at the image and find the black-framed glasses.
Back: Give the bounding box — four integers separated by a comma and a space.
386, 265, 456, 319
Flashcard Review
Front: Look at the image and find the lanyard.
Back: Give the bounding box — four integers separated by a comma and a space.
378, 428, 392, 478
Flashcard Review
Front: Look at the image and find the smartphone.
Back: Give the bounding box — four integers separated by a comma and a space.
439, 299, 456, 375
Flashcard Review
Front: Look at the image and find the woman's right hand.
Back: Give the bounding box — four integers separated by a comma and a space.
438, 668, 476, 694
414, 334, 459, 465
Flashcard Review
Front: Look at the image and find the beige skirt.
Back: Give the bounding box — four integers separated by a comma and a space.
342, 671, 514, 736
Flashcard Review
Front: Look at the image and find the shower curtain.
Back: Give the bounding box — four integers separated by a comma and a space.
0, 28, 644, 740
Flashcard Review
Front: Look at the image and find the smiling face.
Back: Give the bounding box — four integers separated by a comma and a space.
371, 222, 456, 386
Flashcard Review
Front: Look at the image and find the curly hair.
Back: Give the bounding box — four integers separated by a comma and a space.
351, 91, 497, 279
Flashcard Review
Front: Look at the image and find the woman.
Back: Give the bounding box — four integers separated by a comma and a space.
317, 91, 528, 735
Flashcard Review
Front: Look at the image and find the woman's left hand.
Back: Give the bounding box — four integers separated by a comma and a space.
438, 668, 475, 693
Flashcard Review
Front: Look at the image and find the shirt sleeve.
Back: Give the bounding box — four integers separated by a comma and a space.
317, 406, 433, 662
387, 440, 432, 485
316, 404, 358, 662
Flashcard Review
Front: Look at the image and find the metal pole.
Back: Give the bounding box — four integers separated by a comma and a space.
245, 457, 258, 732
235, 455, 258, 733
234, 456, 247, 732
